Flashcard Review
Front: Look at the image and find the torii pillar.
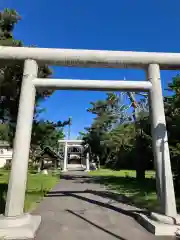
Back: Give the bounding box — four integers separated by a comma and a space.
85, 152, 90, 172
63, 141, 68, 172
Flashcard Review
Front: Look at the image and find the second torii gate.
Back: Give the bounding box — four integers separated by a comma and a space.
58, 139, 90, 172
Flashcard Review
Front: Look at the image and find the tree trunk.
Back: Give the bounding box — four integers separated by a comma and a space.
40, 158, 44, 170
135, 137, 146, 181
136, 162, 146, 181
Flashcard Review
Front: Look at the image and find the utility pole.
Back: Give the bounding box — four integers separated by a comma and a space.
68, 117, 72, 140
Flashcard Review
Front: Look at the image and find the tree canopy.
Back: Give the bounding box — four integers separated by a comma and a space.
80, 79, 180, 185
0, 8, 69, 150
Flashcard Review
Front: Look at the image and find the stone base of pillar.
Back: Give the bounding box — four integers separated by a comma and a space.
136, 212, 180, 236
85, 169, 90, 172
61, 169, 67, 172
0, 213, 41, 239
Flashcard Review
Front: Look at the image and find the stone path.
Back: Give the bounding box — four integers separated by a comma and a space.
34, 171, 175, 240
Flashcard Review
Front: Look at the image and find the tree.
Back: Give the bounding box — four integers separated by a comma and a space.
0, 123, 11, 141
82, 92, 130, 165
31, 120, 64, 149
0, 8, 71, 161
0, 8, 53, 141
101, 123, 136, 169
82, 91, 153, 179
164, 75, 180, 193
134, 113, 152, 180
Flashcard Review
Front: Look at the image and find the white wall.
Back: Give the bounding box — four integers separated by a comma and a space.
0, 147, 13, 168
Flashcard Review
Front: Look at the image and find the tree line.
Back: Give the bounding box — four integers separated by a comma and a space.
80, 74, 180, 191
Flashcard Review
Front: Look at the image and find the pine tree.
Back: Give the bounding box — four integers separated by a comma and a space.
0, 8, 53, 139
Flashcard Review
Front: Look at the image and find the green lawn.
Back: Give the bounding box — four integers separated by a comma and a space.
89, 169, 160, 212
0, 170, 59, 213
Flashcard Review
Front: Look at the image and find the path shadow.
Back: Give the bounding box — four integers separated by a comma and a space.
66, 209, 127, 240
0, 183, 8, 214
60, 174, 91, 181
46, 190, 149, 219
86, 189, 132, 204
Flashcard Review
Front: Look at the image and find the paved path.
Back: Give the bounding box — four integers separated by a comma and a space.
34, 171, 175, 240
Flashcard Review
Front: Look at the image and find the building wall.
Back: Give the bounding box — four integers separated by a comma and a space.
0, 146, 13, 168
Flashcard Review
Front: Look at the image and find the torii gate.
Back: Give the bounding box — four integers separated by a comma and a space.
0, 46, 179, 238
58, 139, 90, 172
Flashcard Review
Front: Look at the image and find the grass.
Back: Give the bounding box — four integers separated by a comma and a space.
90, 169, 155, 178
89, 169, 180, 212
89, 169, 160, 212
0, 169, 59, 213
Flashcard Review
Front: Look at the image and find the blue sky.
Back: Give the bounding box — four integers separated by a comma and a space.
1, 0, 180, 139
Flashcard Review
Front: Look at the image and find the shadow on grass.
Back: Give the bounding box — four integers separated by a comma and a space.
28, 170, 39, 174
88, 175, 160, 212
0, 184, 46, 214
88, 175, 180, 212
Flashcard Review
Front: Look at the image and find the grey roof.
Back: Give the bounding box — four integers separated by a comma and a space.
37, 146, 61, 160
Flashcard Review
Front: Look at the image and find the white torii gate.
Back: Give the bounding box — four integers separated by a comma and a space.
0, 46, 179, 238
58, 139, 90, 172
